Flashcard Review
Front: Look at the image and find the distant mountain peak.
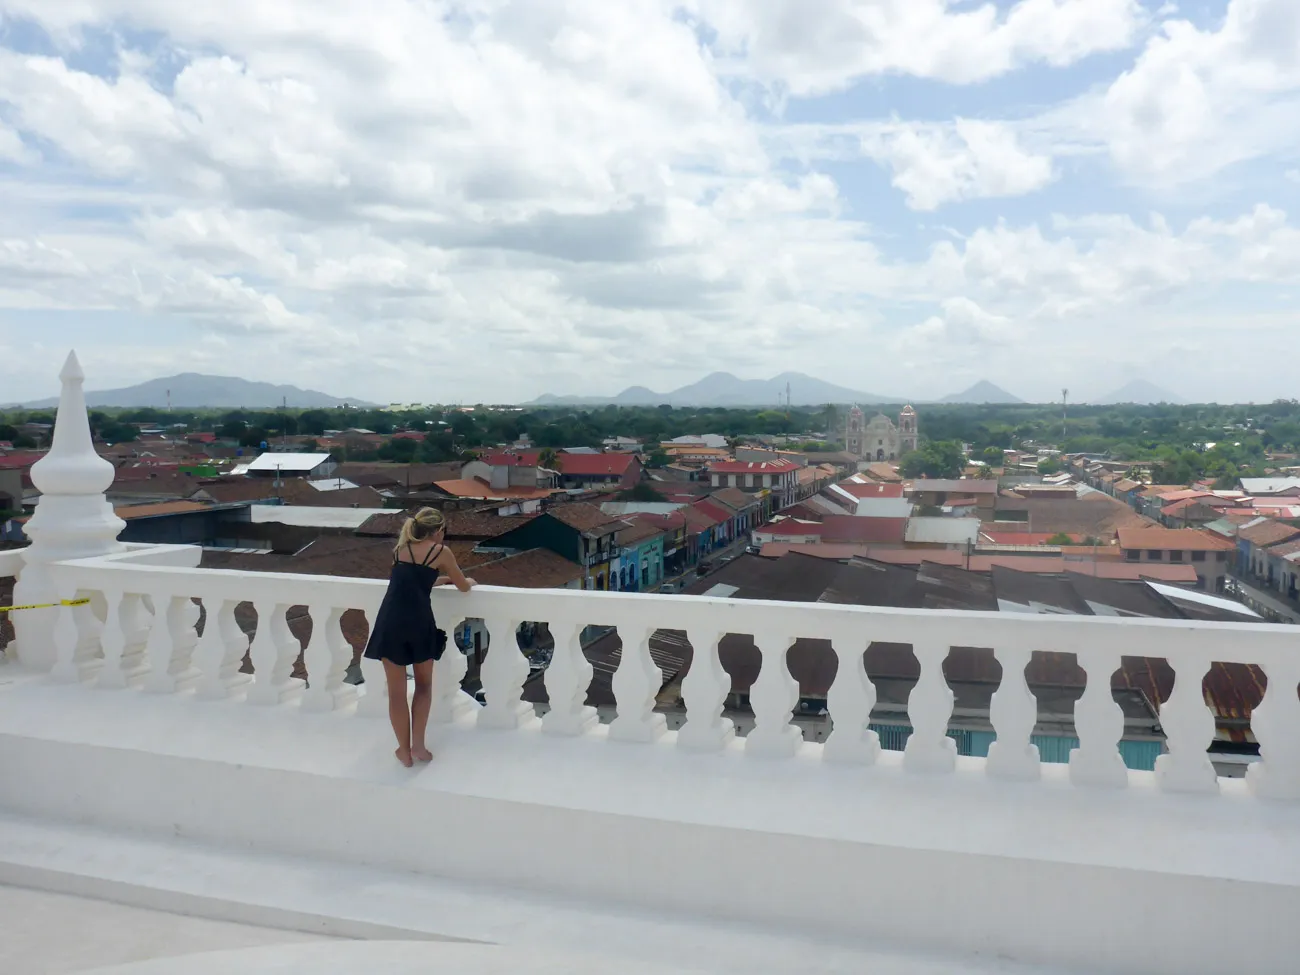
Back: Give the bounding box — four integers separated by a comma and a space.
1094, 379, 1181, 405
13, 373, 373, 409
938, 380, 1024, 404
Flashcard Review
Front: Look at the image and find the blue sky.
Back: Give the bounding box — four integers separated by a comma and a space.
0, 0, 1298, 405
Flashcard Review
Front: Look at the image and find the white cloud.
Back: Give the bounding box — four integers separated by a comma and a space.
0, 0, 1295, 402
908, 296, 1017, 346
1081, 0, 1300, 183
923, 204, 1300, 320
692, 0, 1144, 92
860, 120, 1055, 210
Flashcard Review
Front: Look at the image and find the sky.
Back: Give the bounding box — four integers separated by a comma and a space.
0, 0, 1298, 406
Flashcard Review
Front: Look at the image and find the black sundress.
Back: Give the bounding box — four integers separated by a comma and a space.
363, 543, 449, 666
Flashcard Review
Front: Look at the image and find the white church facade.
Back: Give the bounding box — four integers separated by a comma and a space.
845, 405, 918, 462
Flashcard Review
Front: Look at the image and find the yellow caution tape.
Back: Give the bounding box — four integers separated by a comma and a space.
0, 597, 91, 613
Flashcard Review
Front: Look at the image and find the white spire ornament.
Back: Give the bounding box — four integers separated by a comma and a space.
11, 352, 126, 672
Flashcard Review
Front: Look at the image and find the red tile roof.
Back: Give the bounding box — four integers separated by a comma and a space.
820, 515, 908, 545
431, 478, 555, 500
691, 499, 734, 524
1236, 519, 1300, 548
627, 510, 687, 533
471, 548, 586, 588
1116, 527, 1237, 552
113, 500, 211, 520
551, 453, 638, 477
549, 502, 625, 534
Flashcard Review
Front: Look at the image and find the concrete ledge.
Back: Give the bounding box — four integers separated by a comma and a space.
0, 679, 1298, 975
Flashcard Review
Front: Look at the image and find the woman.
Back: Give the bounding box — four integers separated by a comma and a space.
364, 507, 475, 766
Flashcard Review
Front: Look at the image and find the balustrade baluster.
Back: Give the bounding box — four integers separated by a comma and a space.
541, 619, 598, 736
50, 585, 102, 684
678, 627, 734, 752
301, 603, 358, 712
1246, 659, 1300, 801
1155, 653, 1218, 795
431, 615, 473, 724
746, 633, 801, 758
143, 595, 201, 693
610, 623, 667, 743
95, 587, 129, 689
985, 647, 1040, 780
247, 601, 305, 705
116, 593, 152, 684
823, 638, 879, 765
194, 598, 252, 700
477, 613, 536, 729
904, 641, 956, 773
1068, 649, 1128, 788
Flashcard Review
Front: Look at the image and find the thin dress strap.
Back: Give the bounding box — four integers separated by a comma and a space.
420, 543, 443, 567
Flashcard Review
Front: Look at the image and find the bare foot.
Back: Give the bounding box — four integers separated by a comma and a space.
395, 747, 414, 768
412, 746, 433, 762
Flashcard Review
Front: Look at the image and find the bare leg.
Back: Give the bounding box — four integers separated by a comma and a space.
411, 660, 434, 762
383, 660, 413, 767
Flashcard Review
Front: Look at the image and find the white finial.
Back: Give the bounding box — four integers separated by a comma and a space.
59, 350, 85, 383
30, 349, 116, 496
12, 350, 125, 673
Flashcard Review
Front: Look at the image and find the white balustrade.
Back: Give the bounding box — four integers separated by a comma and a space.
541, 619, 598, 736
746, 633, 801, 758
1246, 658, 1300, 800
194, 598, 252, 700
1068, 648, 1128, 789
431, 615, 473, 725
610, 623, 668, 743
677, 626, 734, 752
355, 593, 389, 718
246, 601, 305, 705
904, 641, 956, 774
94, 587, 128, 689
477, 613, 536, 730
1154, 652, 1218, 795
50, 585, 103, 684
301, 603, 358, 713
95, 591, 151, 689
823, 637, 879, 765
985, 647, 1040, 781
28, 551, 1300, 804
143, 595, 201, 693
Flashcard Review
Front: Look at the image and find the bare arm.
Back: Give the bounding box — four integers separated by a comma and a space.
433, 545, 475, 592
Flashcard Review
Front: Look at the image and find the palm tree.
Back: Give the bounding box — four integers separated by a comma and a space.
537, 448, 560, 472
820, 404, 839, 440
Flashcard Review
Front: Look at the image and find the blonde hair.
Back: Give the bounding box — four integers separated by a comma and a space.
395, 507, 445, 552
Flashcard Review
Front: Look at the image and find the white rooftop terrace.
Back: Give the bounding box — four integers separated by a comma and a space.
1, 353, 1299, 975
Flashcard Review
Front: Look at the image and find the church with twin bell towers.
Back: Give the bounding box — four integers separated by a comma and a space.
845, 405, 918, 462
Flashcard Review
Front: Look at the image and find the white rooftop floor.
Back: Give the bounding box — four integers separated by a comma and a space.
0, 886, 336, 975
1, 671, 1297, 974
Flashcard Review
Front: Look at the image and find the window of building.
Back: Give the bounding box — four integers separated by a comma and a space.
1216, 552, 1227, 562
1125, 549, 1140, 562
1146, 550, 1164, 560
1191, 551, 1206, 562
1170, 550, 1184, 563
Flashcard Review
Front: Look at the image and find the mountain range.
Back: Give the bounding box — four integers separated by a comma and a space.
530, 372, 897, 407
531, 372, 1028, 407
13, 373, 373, 410
1091, 380, 1182, 405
